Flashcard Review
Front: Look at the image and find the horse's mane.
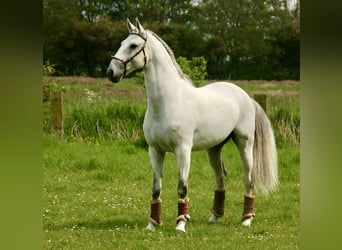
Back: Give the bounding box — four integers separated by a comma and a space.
147, 30, 193, 85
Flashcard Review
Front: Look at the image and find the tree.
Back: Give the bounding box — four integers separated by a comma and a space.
43, 0, 79, 73
122, 0, 197, 24
198, 0, 297, 80
266, 5, 300, 80
43, 0, 299, 79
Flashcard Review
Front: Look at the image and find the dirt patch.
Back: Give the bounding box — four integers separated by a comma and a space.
44, 76, 299, 97
45, 77, 299, 86
98, 87, 146, 97
233, 80, 300, 87
43, 76, 110, 84
251, 90, 299, 97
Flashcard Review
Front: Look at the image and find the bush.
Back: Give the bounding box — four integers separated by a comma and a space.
268, 96, 300, 146
64, 102, 146, 142
177, 56, 208, 86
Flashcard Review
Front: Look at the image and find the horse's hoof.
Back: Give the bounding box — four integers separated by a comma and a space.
242, 217, 253, 227
208, 214, 218, 223
175, 220, 186, 233
145, 221, 156, 231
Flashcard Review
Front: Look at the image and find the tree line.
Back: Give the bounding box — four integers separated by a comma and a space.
43, 0, 299, 80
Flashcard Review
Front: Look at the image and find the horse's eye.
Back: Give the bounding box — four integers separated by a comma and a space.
130, 44, 138, 49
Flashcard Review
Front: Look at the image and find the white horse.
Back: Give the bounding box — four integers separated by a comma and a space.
107, 19, 278, 233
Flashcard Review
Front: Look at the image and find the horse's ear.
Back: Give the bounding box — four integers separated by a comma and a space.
135, 18, 146, 37
126, 18, 138, 33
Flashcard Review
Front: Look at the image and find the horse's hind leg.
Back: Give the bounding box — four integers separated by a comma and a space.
233, 134, 255, 226
207, 144, 227, 223
146, 146, 165, 231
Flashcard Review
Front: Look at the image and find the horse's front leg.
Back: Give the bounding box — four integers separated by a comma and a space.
146, 146, 165, 231
175, 145, 191, 232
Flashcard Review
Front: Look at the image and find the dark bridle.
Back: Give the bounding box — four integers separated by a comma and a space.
110, 33, 147, 77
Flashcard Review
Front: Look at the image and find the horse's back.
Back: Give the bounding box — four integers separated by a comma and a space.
198, 81, 254, 113
199, 81, 256, 137
201, 81, 249, 98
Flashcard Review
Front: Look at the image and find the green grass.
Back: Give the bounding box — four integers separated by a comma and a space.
43, 134, 299, 249
43, 77, 299, 249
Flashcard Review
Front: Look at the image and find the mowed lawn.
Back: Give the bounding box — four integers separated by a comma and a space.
43, 78, 299, 249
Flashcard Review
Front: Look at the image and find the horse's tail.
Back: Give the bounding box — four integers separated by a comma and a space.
252, 100, 278, 195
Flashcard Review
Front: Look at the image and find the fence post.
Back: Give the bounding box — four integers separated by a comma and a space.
253, 93, 267, 113
50, 90, 64, 139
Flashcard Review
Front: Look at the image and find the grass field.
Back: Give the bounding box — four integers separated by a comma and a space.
43, 77, 299, 249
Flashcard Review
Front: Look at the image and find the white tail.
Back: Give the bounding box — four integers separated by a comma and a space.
252, 100, 278, 194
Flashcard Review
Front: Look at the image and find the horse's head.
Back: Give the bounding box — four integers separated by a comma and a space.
107, 19, 147, 83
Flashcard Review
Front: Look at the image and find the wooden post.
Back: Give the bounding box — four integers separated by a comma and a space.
50, 90, 64, 139
43, 84, 51, 133
254, 93, 267, 113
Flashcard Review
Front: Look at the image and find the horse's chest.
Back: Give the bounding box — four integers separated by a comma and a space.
143, 117, 190, 152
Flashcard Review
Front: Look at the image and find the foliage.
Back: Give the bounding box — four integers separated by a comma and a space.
44, 15, 127, 76
43, 60, 57, 76
64, 101, 146, 142
268, 95, 300, 146
177, 56, 208, 85
199, 0, 299, 80
43, 0, 300, 80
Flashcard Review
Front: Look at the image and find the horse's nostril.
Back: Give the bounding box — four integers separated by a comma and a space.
107, 69, 113, 77
107, 69, 114, 82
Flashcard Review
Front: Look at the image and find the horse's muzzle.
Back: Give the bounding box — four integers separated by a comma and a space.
107, 68, 122, 83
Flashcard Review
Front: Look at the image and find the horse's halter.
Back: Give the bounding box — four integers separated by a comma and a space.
111, 33, 147, 77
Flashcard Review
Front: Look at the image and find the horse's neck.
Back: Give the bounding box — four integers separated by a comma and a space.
144, 35, 188, 112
